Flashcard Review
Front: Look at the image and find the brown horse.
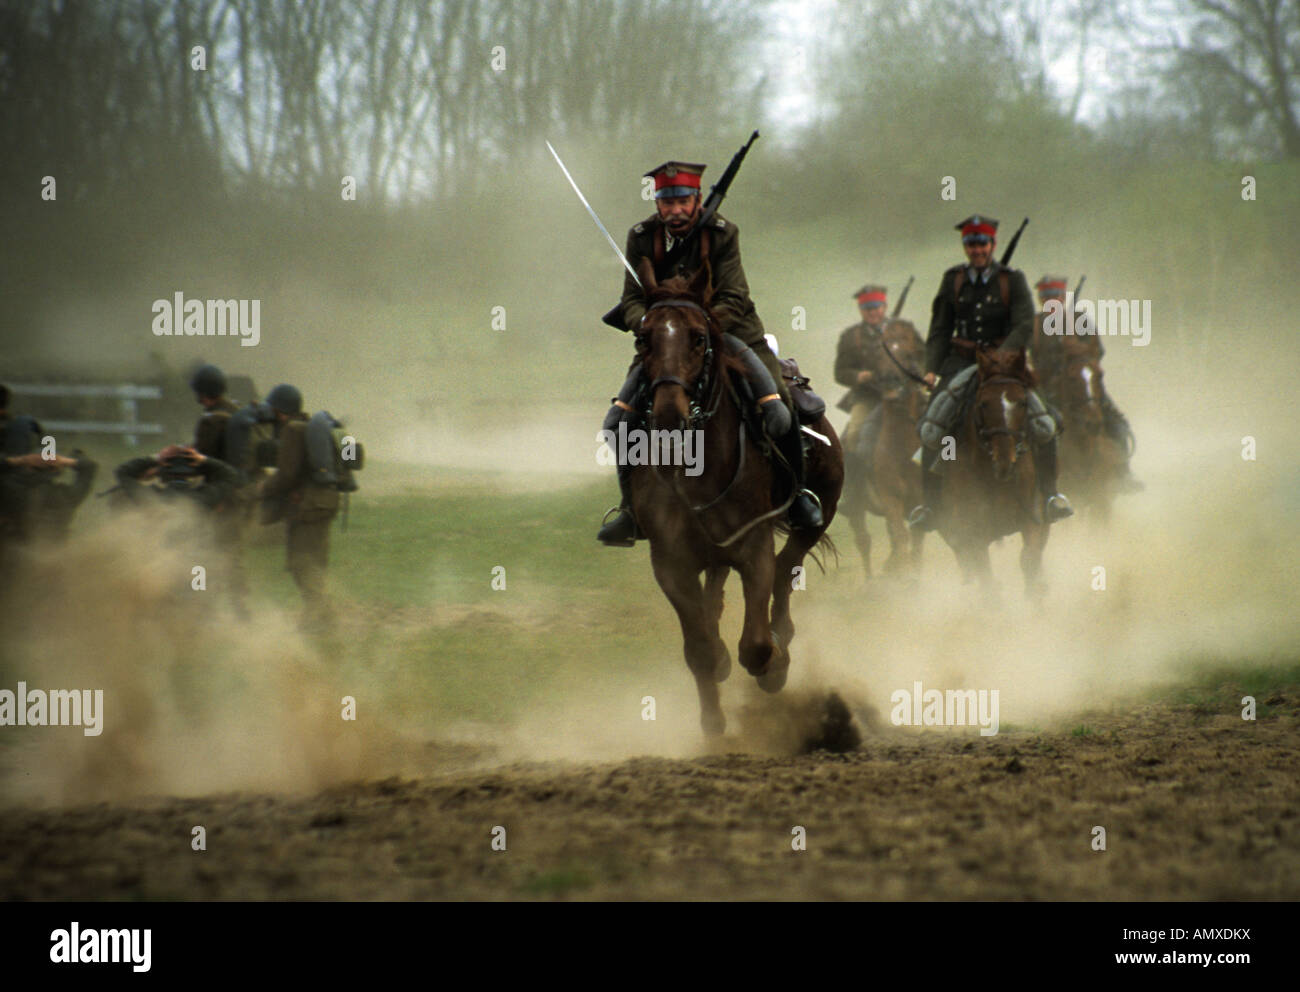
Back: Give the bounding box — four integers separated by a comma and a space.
935, 347, 1049, 597
626, 262, 842, 735
842, 319, 927, 579
1050, 336, 1129, 522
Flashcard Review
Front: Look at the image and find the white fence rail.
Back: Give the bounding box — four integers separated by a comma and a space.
8, 383, 165, 446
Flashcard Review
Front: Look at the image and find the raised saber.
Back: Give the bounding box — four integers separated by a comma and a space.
546, 140, 641, 288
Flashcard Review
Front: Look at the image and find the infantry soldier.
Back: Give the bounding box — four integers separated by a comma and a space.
1031, 276, 1141, 490
597, 160, 823, 544
908, 215, 1073, 531
189, 363, 251, 612
257, 384, 338, 630
1, 384, 97, 556
113, 443, 241, 510
834, 285, 890, 465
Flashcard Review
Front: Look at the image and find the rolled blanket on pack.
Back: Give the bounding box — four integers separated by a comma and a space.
724, 334, 791, 437
1026, 390, 1062, 444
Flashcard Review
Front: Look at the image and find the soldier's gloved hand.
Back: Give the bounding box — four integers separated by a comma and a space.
922, 372, 937, 389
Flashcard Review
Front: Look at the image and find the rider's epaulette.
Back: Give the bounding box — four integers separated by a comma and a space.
944, 263, 964, 276
632, 222, 645, 234
713, 216, 728, 230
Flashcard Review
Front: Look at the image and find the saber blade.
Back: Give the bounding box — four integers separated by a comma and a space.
546, 140, 641, 287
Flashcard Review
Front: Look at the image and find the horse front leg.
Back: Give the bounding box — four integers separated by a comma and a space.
734, 534, 787, 693
650, 550, 727, 736
1020, 519, 1049, 601
703, 565, 731, 683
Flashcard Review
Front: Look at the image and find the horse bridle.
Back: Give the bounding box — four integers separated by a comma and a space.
974, 374, 1030, 456
637, 297, 791, 547
640, 298, 722, 426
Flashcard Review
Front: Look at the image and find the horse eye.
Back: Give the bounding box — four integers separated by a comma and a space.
692, 332, 707, 349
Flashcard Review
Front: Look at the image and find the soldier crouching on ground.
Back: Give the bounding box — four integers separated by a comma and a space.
1, 384, 98, 559
256, 384, 338, 632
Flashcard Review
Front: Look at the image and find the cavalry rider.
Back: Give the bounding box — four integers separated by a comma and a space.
907, 214, 1074, 531
834, 284, 890, 466
596, 160, 823, 545
1031, 276, 1142, 490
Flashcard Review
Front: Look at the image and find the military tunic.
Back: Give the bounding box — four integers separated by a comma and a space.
616, 213, 786, 402
193, 396, 248, 610
925, 261, 1034, 378
833, 320, 886, 451
260, 415, 338, 628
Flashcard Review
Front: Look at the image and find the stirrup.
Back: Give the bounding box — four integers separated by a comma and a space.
907, 504, 938, 532
597, 506, 638, 546
789, 488, 824, 530
1044, 493, 1074, 523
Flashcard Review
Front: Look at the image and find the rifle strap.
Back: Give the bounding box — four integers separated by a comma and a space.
953, 268, 965, 303
653, 226, 664, 267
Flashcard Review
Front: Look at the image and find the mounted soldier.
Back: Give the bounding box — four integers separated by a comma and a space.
834, 285, 890, 461
594, 153, 823, 545
1031, 275, 1142, 491
190, 363, 251, 612
908, 214, 1073, 531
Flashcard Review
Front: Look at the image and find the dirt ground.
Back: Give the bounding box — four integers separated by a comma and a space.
3, 688, 1297, 901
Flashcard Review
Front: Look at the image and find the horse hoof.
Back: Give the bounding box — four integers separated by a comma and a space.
701, 708, 726, 736
756, 661, 789, 694
755, 637, 789, 693
713, 645, 732, 683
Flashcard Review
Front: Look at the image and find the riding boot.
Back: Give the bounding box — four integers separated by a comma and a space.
597, 366, 645, 547
1034, 436, 1074, 523
597, 458, 640, 545
907, 446, 943, 531
777, 419, 824, 530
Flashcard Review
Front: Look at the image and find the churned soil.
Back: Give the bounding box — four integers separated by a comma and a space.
1, 694, 1297, 901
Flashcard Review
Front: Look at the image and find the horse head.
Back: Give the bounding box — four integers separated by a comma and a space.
974, 347, 1033, 483
635, 259, 725, 431
1061, 355, 1105, 437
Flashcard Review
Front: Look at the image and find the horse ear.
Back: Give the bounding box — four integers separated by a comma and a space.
638, 258, 657, 295
687, 261, 712, 303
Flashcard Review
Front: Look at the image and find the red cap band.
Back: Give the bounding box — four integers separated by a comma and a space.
857, 291, 887, 305
655, 172, 702, 192
961, 221, 997, 239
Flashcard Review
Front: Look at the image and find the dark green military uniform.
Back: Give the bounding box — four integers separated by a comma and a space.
925, 261, 1034, 378
193, 394, 249, 611
909, 215, 1072, 532
834, 319, 886, 451
193, 396, 239, 460
617, 213, 787, 403
259, 414, 338, 629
